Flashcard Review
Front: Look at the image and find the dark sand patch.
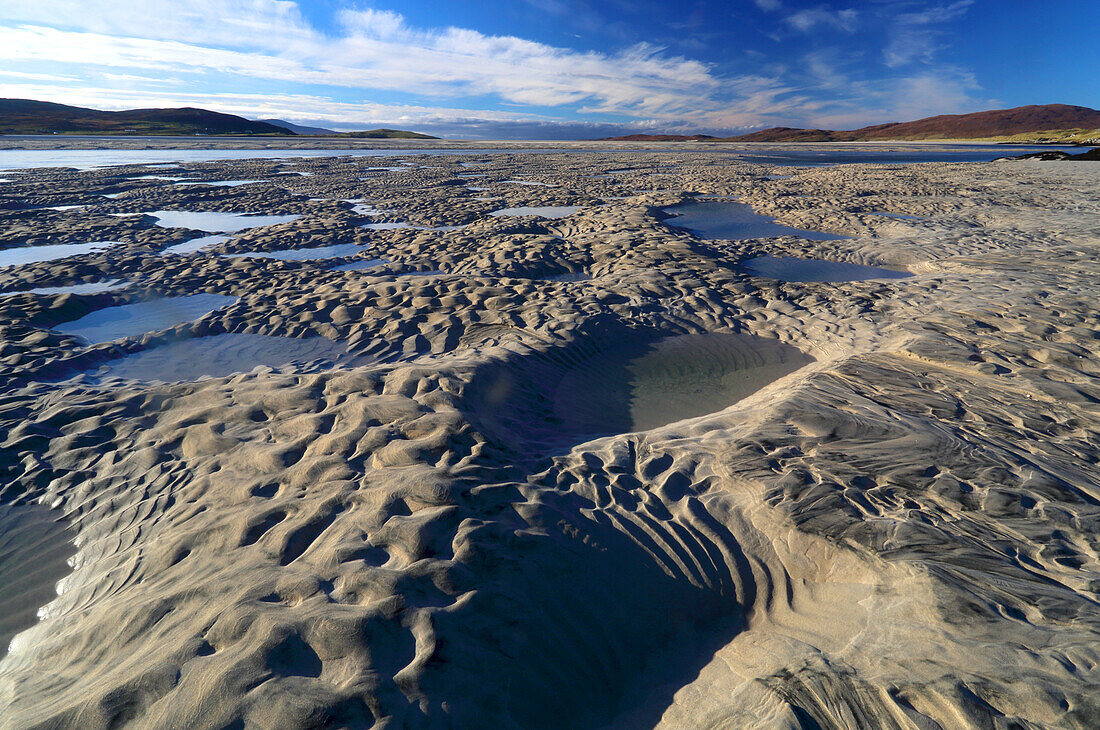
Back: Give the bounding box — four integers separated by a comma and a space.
0, 504, 76, 659
741, 255, 913, 282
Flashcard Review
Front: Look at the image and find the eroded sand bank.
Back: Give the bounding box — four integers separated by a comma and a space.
0, 145, 1098, 728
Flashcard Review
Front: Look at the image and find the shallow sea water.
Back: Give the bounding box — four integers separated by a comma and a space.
225, 243, 366, 261
490, 206, 584, 219
667, 200, 847, 241
150, 211, 300, 233
53, 293, 239, 343
0, 241, 122, 268
0, 280, 127, 297
86, 333, 352, 382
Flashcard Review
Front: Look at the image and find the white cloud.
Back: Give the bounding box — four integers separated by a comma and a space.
0, 0, 315, 52
896, 0, 974, 26
784, 7, 858, 33
0, 69, 80, 83
0, 4, 721, 121
883, 0, 974, 67
0, 82, 556, 124
805, 69, 996, 129
0, 0, 994, 135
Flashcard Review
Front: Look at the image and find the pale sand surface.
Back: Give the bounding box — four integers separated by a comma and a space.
0, 145, 1098, 728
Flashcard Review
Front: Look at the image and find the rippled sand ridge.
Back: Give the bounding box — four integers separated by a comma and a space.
0, 143, 1098, 729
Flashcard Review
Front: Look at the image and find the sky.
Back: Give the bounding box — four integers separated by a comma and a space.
0, 0, 1096, 139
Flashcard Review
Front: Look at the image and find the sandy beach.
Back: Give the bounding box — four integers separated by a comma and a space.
1, 142, 1098, 728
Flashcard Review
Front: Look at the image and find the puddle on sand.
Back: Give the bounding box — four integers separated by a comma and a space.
667, 200, 847, 241
0, 280, 127, 297
0, 503, 76, 658
490, 206, 583, 219
0, 241, 122, 268
177, 180, 263, 187
53, 293, 238, 344
469, 329, 814, 455
161, 235, 231, 256
333, 258, 391, 272
504, 180, 555, 187
85, 333, 353, 382
541, 271, 590, 282
224, 243, 365, 261
363, 222, 464, 231
150, 211, 300, 233
351, 204, 390, 216
127, 175, 196, 182
741, 255, 913, 282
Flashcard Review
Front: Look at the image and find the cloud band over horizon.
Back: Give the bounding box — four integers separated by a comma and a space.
0, 0, 1093, 139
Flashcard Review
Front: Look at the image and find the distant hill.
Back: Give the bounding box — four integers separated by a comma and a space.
336, 128, 438, 139
0, 99, 292, 136
595, 105, 1100, 143
257, 118, 336, 135
727, 104, 1100, 142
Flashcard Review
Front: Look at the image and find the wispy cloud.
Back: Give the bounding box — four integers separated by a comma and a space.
0, 0, 998, 136
784, 7, 858, 33
0, 3, 720, 121
883, 0, 974, 67
0, 69, 81, 83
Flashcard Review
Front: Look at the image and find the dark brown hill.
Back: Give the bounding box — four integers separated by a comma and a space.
0, 99, 293, 135
726, 104, 1100, 142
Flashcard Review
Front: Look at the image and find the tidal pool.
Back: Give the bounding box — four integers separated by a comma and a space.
332, 258, 391, 272
160, 235, 231, 256
0, 503, 76, 659
86, 333, 352, 382
0, 280, 127, 297
741, 255, 913, 282
225, 243, 365, 261
469, 329, 815, 454
53, 293, 238, 344
363, 222, 464, 231
490, 206, 584, 219
177, 180, 263, 187
150, 211, 300, 233
504, 180, 555, 187
666, 200, 847, 241
351, 204, 390, 216
0, 241, 122, 268
541, 271, 590, 282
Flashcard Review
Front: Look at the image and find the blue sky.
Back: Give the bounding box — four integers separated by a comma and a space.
0, 0, 1096, 138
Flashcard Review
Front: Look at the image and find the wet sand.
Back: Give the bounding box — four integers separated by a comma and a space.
0, 143, 1099, 728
